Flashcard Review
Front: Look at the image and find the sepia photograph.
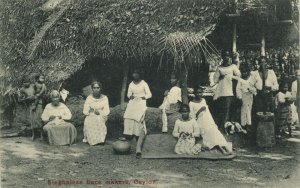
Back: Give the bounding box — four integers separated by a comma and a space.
0, 0, 299, 187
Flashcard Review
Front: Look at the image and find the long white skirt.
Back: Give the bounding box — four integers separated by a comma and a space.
84, 115, 107, 145
123, 119, 146, 136
197, 110, 228, 149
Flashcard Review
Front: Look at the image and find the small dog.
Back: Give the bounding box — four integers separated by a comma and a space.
224, 122, 247, 135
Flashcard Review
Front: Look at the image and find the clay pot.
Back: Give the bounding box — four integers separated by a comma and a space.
112, 137, 131, 154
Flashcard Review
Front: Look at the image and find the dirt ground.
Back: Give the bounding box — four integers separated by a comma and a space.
1, 129, 300, 188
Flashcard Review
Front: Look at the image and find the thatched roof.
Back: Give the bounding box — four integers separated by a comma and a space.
0, 0, 298, 89
1, 0, 229, 86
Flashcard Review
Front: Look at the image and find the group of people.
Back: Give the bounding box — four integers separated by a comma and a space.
18, 46, 298, 158
212, 49, 298, 138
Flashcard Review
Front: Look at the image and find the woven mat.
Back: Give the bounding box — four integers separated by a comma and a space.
142, 134, 236, 160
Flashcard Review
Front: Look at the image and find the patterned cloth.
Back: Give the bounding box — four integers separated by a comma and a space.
83, 95, 110, 145
172, 118, 201, 155
275, 92, 293, 130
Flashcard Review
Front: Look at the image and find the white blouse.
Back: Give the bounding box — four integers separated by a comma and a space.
236, 76, 257, 99
275, 91, 292, 108
166, 86, 182, 104
83, 95, 110, 117
213, 64, 241, 99
127, 80, 152, 99
172, 118, 200, 138
251, 70, 279, 91
41, 103, 72, 121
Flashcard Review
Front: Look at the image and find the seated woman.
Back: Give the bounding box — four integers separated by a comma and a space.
172, 104, 201, 155
83, 81, 110, 146
189, 88, 232, 155
41, 90, 77, 145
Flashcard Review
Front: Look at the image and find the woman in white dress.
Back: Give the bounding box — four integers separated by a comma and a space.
123, 69, 152, 158
42, 90, 77, 145
83, 81, 110, 146
190, 88, 232, 155
214, 51, 241, 127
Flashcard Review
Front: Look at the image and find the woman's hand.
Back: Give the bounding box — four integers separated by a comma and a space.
219, 75, 225, 80
89, 108, 94, 113
49, 115, 56, 121
94, 110, 100, 115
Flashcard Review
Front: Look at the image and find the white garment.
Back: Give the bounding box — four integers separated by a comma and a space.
124, 80, 152, 136
291, 80, 298, 126
172, 118, 200, 138
83, 95, 110, 145
236, 77, 257, 126
251, 70, 279, 91
41, 103, 72, 121
275, 91, 292, 108
213, 64, 241, 100
127, 80, 152, 99
291, 80, 297, 100
160, 86, 181, 132
189, 100, 229, 149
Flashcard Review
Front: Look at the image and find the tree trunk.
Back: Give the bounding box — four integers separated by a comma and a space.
120, 63, 129, 109
180, 66, 189, 105
297, 70, 300, 125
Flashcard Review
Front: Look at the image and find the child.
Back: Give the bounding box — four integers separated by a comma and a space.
33, 74, 47, 111
19, 78, 42, 140
275, 82, 293, 137
236, 65, 257, 128
189, 88, 232, 155
172, 104, 201, 155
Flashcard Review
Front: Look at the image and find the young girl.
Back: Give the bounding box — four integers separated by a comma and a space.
189, 88, 232, 155
172, 104, 201, 155
236, 65, 257, 127
275, 82, 293, 137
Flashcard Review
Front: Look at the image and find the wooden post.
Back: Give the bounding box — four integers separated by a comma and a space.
120, 63, 129, 109
232, 23, 237, 53
181, 66, 189, 105
261, 24, 266, 56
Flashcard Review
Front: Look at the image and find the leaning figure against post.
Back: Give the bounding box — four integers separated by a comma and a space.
159, 74, 181, 133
